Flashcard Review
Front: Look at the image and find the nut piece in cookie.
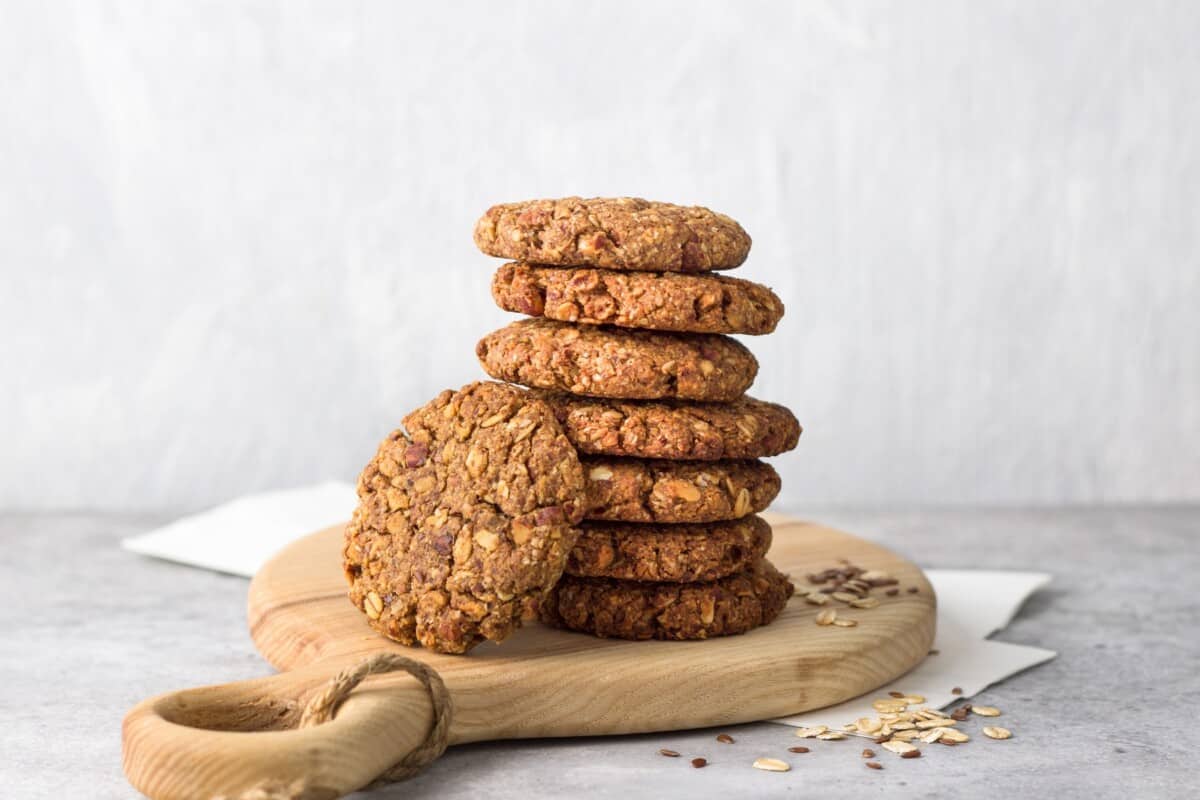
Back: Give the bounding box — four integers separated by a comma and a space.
537, 392, 801, 461
343, 381, 584, 654
582, 457, 780, 523
543, 559, 795, 640
567, 516, 773, 583
492, 262, 784, 335
476, 318, 758, 402
474, 197, 751, 272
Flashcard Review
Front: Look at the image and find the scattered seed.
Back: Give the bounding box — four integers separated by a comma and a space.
929, 649, 940, 655
920, 728, 945, 744
788, 746, 810, 754
659, 749, 680, 757
850, 597, 881, 609
917, 718, 955, 730
939, 728, 970, 743
881, 740, 918, 756
817, 732, 847, 740
866, 761, 883, 770
901, 749, 923, 759
857, 717, 883, 734
716, 733, 735, 744
907, 587, 920, 594
795, 725, 827, 738
805, 592, 831, 606
832, 591, 859, 603
691, 757, 708, 768
873, 699, 907, 713
753, 757, 791, 772
940, 739, 958, 747
885, 588, 900, 596
888, 691, 905, 699
973, 706, 1001, 717
832, 617, 858, 627
901, 694, 926, 704
951, 687, 963, 695
816, 607, 838, 626
983, 726, 1012, 740
862, 748, 876, 758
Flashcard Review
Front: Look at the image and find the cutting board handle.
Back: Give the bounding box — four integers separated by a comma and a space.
122, 654, 447, 800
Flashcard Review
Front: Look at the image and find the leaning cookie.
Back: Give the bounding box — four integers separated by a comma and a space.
542, 559, 795, 640
567, 516, 773, 583
476, 318, 757, 402
582, 457, 780, 523
474, 197, 751, 272
493, 263, 784, 335
343, 381, 585, 654
539, 392, 800, 461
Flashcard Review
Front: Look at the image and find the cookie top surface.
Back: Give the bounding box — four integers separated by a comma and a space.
474, 197, 751, 272
476, 318, 758, 402
582, 456, 780, 523
492, 263, 784, 335
539, 392, 800, 461
343, 381, 585, 654
543, 559, 794, 641
567, 515, 773, 583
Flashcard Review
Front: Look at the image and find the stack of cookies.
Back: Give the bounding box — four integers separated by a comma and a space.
474, 197, 801, 641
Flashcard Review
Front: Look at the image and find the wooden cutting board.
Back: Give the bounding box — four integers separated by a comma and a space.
122, 514, 935, 799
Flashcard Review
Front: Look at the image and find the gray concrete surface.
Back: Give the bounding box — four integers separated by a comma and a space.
2, 508, 1197, 798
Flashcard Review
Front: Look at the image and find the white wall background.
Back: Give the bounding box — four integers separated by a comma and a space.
2, 1, 1198, 512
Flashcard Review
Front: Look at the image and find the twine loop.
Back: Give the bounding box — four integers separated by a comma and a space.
228, 652, 452, 800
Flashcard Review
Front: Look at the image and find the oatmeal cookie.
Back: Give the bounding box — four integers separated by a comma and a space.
582, 457, 780, 523
542, 559, 794, 640
476, 318, 757, 402
567, 516, 773, 583
539, 393, 800, 461
343, 381, 584, 654
492, 262, 783, 335
474, 197, 751, 272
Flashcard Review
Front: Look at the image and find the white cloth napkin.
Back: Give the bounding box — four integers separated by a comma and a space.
123, 484, 1056, 716
123, 482, 359, 576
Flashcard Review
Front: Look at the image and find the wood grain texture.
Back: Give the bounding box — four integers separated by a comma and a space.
122, 515, 934, 799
